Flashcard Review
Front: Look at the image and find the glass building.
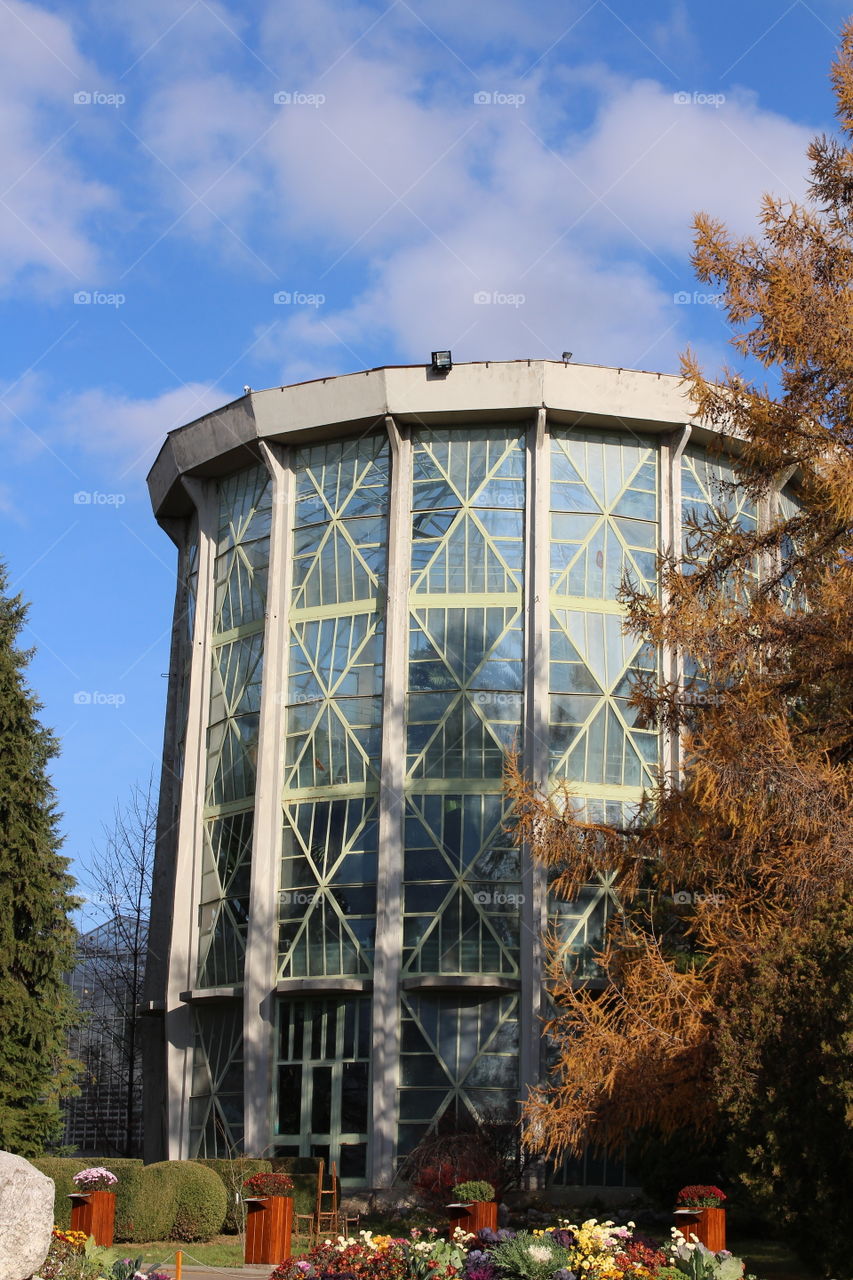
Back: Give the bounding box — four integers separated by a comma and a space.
65, 918, 147, 1157
143, 360, 773, 1186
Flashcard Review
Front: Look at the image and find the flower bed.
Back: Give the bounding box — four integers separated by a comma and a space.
271, 1228, 464, 1280
268, 1222, 754, 1280
36, 1227, 170, 1280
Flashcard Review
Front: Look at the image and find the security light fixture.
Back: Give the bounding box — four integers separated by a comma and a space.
562, 352, 573, 364
431, 350, 452, 373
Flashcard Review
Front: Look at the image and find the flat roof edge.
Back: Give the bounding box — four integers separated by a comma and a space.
147, 360, 703, 520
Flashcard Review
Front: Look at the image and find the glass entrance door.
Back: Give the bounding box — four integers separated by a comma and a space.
275, 995, 371, 1184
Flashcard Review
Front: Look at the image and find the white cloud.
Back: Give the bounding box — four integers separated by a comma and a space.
55, 382, 227, 472
561, 78, 811, 254
0, 0, 815, 458
0, 482, 26, 522
264, 219, 684, 375
123, 6, 812, 386
138, 76, 270, 233
245, 58, 808, 379
86, 0, 253, 77
0, 0, 113, 292
2, 370, 228, 484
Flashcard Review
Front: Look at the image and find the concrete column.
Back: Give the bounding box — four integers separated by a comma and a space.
142, 515, 188, 1163
369, 414, 411, 1187
769, 464, 798, 579
243, 443, 293, 1155
163, 476, 218, 1158
519, 407, 549, 1163
774, 466, 797, 510
664, 426, 692, 779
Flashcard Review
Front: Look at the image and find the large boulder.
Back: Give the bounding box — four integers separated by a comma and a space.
0, 1152, 54, 1280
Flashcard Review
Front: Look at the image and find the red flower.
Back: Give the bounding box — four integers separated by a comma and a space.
676, 1185, 726, 1208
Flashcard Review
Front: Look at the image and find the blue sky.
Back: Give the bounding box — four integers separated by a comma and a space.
0, 0, 846, 926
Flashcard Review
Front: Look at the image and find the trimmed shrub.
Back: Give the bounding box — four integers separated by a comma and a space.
193, 1158, 271, 1233
127, 1162, 180, 1243
168, 1162, 227, 1241
32, 1158, 224, 1242
30, 1158, 145, 1238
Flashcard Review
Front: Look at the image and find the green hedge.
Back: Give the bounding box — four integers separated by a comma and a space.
193, 1158, 271, 1233
31, 1156, 328, 1242
30, 1158, 145, 1239
31, 1158, 226, 1242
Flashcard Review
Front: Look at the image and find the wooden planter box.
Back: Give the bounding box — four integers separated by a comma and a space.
69, 1191, 116, 1246
674, 1206, 726, 1251
244, 1195, 294, 1264
448, 1201, 498, 1237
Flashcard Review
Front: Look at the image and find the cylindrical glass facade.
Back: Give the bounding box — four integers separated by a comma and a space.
152, 380, 764, 1185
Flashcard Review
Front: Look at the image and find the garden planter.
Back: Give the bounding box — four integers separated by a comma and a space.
673, 1206, 726, 1251
244, 1195, 293, 1264
69, 1191, 116, 1246
448, 1201, 498, 1236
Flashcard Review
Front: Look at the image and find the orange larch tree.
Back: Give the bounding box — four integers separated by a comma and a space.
510, 23, 853, 1271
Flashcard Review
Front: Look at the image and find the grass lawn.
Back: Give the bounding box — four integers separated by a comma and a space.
101, 1232, 321, 1269
728, 1236, 815, 1280
102, 1237, 243, 1267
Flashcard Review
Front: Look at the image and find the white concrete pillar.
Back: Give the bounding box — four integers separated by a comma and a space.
242, 442, 293, 1155
164, 476, 218, 1158
519, 408, 549, 1133
143, 514, 191, 1163
369, 414, 411, 1187
665, 426, 692, 779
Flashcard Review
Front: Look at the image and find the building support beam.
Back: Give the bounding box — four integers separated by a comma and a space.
369, 414, 411, 1187
164, 477, 218, 1159
242, 442, 293, 1156
142, 515, 187, 1163
664, 425, 692, 780
519, 407, 549, 1181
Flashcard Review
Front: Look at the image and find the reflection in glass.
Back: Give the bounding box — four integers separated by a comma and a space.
276, 997, 371, 1185
199, 465, 272, 987
282, 436, 389, 984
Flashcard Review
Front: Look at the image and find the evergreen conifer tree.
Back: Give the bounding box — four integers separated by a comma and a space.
0, 562, 79, 1154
